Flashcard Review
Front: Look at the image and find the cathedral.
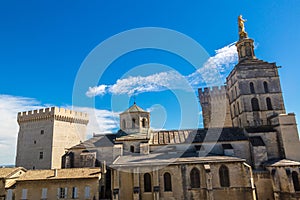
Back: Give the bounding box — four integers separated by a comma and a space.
13, 16, 300, 200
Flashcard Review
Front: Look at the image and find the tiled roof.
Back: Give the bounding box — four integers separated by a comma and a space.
150, 128, 247, 145
0, 167, 25, 178
266, 159, 300, 167
17, 168, 101, 181
111, 153, 244, 167
121, 103, 147, 114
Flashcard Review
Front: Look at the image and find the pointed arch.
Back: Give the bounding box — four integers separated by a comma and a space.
219, 165, 230, 187
263, 81, 269, 93
164, 172, 172, 191
251, 98, 260, 111
190, 168, 200, 188
266, 97, 273, 110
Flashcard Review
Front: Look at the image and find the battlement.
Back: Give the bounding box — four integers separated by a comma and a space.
198, 85, 227, 96
17, 107, 89, 125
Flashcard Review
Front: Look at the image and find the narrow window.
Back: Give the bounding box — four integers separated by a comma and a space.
263, 81, 269, 93
190, 168, 200, 188
39, 152, 44, 159
84, 186, 90, 198
164, 172, 172, 191
144, 173, 152, 192
250, 82, 255, 94
122, 119, 126, 129
41, 130, 44, 135
231, 90, 234, 100
132, 118, 136, 128
130, 145, 135, 153
219, 165, 230, 187
72, 187, 78, 199
41, 188, 47, 199
266, 97, 273, 110
235, 86, 238, 97
292, 171, 300, 191
251, 98, 260, 111
233, 105, 236, 116
237, 102, 240, 114
21, 189, 28, 199
142, 118, 146, 128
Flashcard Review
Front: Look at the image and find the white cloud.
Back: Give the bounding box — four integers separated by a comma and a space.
0, 95, 119, 165
86, 85, 108, 97
86, 42, 239, 97
69, 106, 119, 137
108, 71, 187, 95
0, 95, 43, 165
188, 42, 238, 86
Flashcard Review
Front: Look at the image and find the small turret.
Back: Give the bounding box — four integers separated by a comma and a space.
236, 15, 256, 62
119, 103, 150, 134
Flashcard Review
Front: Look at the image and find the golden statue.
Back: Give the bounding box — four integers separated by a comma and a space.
238, 15, 248, 40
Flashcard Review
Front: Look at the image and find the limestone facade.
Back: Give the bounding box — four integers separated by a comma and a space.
16, 107, 89, 169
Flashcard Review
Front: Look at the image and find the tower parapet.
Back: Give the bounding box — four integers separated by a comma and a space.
17, 107, 89, 125
198, 86, 232, 128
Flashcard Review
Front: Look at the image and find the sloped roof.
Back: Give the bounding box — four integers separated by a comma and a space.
120, 103, 148, 114
111, 153, 244, 167
0, 167, 25, 178
266, 159, 300, 167
17, 168, 101, 181
249, 136, 265, 146
150, 128, 247, 145
71, 134, 116, 149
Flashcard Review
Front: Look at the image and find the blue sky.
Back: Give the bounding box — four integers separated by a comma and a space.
1, 1, 300, 165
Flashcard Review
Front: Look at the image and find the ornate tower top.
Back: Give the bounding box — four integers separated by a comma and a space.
238, 15, 248, 40
236, 15, 256, 62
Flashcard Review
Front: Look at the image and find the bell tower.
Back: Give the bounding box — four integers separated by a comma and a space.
119, 102, 150, 134
226, 16, 286, 127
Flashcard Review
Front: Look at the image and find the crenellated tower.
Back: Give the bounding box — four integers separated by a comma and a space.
16, 107, 89, 169
199, 86, 233, 128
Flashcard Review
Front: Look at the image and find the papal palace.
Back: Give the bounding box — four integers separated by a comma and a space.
1, 16, 300, 200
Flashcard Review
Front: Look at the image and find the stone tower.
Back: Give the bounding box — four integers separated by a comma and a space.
16, 107, 89, 169
226, 16, 286, 127
119, 102, 150, 134
199, 86, 233, 128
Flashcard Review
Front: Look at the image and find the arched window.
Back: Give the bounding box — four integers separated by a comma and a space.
144, 173, 152, 192
130, 146, 134, 153
164, 172, 172, 191
250, 82, 255, 94
292, 171, 300, 191
219, 165, 230, 187
251, 98, 260, 111
122, 119, 126, 129
266, 97, 273, 110
263, 81, 269, 93
132, 118, 136, 128
190, 168, 200, 188
142, 118, 146, 128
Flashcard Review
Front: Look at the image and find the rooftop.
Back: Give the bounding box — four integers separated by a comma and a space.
120, 103, 148, 114
111, 152, 244, 167
0, 167, 25, 178
17, 168, 101, 181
